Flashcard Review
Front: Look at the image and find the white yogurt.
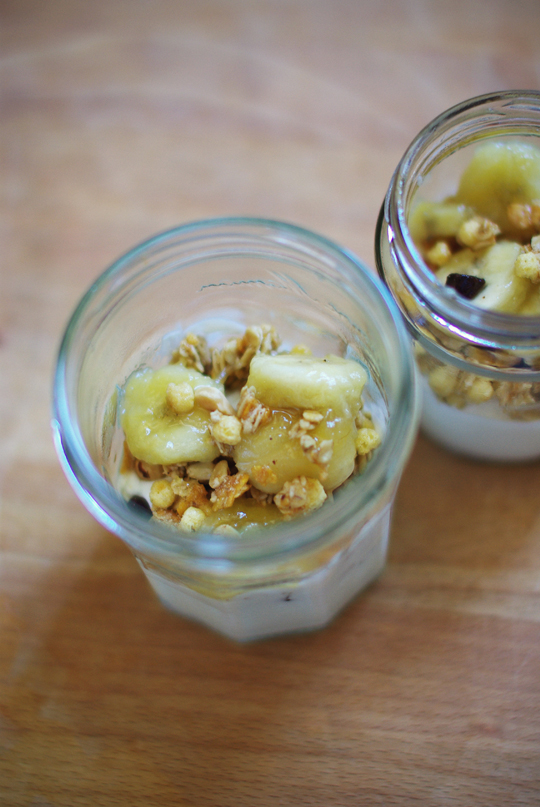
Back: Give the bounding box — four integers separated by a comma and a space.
118, 469, 390, 641
138, 504, 390, 642
420, 375, 540, 462
117, 470, 153, 502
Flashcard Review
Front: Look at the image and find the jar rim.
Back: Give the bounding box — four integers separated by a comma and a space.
387, 90, 540, 350
53, 216, 419, 565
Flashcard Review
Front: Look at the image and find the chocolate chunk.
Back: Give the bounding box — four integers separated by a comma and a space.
445, 273, 486, 300
128, 495, 152, 518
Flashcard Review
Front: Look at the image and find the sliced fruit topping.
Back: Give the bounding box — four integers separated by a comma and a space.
121, 364, 222, 466
246, 354, 367, 416
456, 141, 540, 235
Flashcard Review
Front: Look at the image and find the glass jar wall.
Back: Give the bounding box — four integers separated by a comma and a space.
53, 218, 419, 640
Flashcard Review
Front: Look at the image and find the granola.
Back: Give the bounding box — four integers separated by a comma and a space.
274, 477, 327, 518
210, 325, 281, 386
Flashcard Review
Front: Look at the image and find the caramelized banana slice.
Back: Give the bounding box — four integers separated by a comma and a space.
409, 201, 473, 243
247, 354, 367, 416
457, 141, 540, 234
233, 408, 358, 494
121, 365, 222, 465
233, 354, 367, 493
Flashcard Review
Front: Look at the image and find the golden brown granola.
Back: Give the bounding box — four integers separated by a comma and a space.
514, 250, 540, 283
194, 385, 236, 416
210, 472, 251, 511
210, 325, 281, 386
355, 427, 382, 456
237, 385, 272, 434
171, 333, 211, 374
251, 464, 278, 489
493, 381, 537, 409
427, 362, 494, 408
170, 477, 210, 517
287, 410, 333, 473
166, 382, 195, 414
179, 506, 206, 532
209, 459, 230, 489
152, 508, 182, 526
507, 200, 540, 235
209, 411, 242, 447
457, 216, 500, 250
149, 479, 176, 510
274, 476, 327, 518
426, 240, 452, 267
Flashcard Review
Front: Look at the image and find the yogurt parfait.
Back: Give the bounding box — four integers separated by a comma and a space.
376, 91, 540, 461
53, 218, 418, 641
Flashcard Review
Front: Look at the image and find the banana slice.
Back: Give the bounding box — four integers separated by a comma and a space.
519, 286, 540, 316
233, 407, 358, 494
233, 354, 367, 493
202, 498, 284, 533
456, 141, 540, 233
246, 354, 367, 416
435, 246, 477, 278
437, 241, 527, 313
409, 201, 472, 244
121, 365, 221, 465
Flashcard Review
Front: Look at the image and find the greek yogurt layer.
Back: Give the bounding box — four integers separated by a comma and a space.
137, 504, 391, 642
420, 375, 540, 461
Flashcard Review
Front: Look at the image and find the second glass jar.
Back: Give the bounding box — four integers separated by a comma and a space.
376, 90, 540, 461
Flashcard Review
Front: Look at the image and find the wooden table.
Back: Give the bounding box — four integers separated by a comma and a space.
2, 1, 540, 804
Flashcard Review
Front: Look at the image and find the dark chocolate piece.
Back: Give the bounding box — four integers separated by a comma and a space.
445, 273, 486, 300
128, 495, 152, 518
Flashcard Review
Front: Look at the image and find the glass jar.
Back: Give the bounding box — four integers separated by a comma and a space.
53, 217, 418, 641
376, 90, 540, 461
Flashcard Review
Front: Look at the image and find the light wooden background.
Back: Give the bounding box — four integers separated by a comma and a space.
2, 1, 540, 805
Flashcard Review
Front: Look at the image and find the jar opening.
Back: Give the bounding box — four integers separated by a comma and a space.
54, 217, 419, 566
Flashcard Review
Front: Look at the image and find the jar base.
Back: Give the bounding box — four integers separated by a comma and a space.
136, 506, 391, 641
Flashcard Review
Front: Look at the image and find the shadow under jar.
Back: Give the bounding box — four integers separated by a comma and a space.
53, 218, 418, 641
376, 90, 540, 462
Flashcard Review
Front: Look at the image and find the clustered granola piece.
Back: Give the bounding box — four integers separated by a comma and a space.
273, 477, 327, 518
236, 385, 272, 434
166, 382, 195, 414
507, 201, 540, 234
419, 346, 540, 414
493, 381, 540, 410
210, 470, 251, 511
457, 216, 501, 250
427, 364, 494, 408
514, 236, 540, 283
211, 325, 281, 386
171, 333, 211, 375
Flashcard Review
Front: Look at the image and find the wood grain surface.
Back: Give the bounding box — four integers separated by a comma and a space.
2, 1, 540, 805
